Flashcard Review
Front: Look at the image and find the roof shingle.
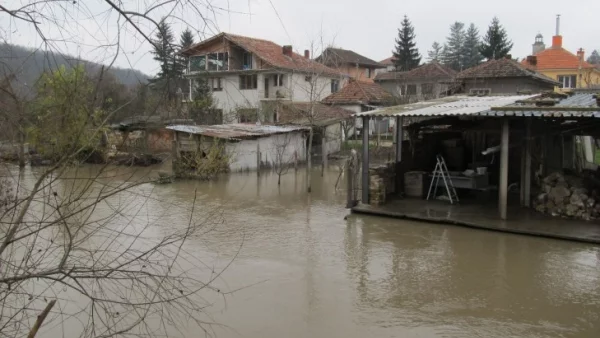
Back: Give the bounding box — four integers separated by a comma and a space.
276, 102, 354, 126
181, 33, 338, 76
458, 58, 559, 85
322, 80, 392, 105
316, 48, 384, 68
522, 47, 596, 70
374, 62, 456, 82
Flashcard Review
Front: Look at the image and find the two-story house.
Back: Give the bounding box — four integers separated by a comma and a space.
521, 16, 600, 91
315, 48, 385, 87
180, 33, 340, 123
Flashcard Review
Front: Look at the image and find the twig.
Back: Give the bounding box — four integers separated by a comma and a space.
27, 300, 56, 338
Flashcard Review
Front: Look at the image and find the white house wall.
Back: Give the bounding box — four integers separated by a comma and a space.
205, 74, 261, 123
289, 73, 333, 102
227, 132, 306, 172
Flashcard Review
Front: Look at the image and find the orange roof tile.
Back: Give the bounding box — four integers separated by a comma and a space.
522, 47, 595, 70
322, 80, 392, 105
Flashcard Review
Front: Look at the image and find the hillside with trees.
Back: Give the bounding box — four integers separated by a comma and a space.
0, 43, 149, 92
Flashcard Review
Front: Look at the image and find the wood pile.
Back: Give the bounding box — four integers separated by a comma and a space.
534, 172, 600, 221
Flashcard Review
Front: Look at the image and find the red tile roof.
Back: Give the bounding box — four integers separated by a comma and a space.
181, 33, 338, 76
316, 48, 384, 68
522, 47, 595, 70
458, 58, 558, 85
380, 56, 396, 66
375, 62, 456, 82
322, 80, 392, 105
276, 102, 354, 126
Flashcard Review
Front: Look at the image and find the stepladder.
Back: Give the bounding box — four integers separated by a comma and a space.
426, 154, 459, 204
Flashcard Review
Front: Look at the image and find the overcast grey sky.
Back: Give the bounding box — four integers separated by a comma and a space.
3, 0, 599, 75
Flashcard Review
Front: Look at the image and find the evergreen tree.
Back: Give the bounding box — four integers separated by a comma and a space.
461, 23, 483, 69
150, 19, 183, 100
180, 28, 195, 49
427, 42, 442, 62
441, 22, 465, 71
479, 17, 513, 60
392, 15, 421, 71
588, 50, 600, 65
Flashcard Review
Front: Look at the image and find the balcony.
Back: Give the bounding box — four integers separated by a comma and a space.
186, 47, 254, 75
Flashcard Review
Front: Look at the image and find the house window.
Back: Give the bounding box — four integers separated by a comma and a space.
242, 52, 253, 70
331, 79, 339, 93
406, 84, 417, 95
207, 52, 228, 71
273, 74, 284, 87
210, 78, 222, 91
305, 75, 312, 82
558, 75, 577, 89
189, 55, 206, 72
239, 74, 257, 90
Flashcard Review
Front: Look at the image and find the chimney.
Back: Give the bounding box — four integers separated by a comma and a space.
282, 45, 293, 57
526, 55, 538, 66
552, 14, 563, 48
304, 49, 310, 59
577, 48, 585, 61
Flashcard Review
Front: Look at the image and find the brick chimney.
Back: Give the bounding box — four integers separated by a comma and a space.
577, 48, 585, 61
304, 49, 310, 58
282, 45, 293, 57
552, 14, 563, 48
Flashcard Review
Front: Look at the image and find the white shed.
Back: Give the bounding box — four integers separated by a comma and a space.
167, 124, 308, 172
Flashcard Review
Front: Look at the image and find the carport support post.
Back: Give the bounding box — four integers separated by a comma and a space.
361, 116, 370, 204
524, 119, 532, 207
499, 119, 509, 220
395, 116, 404, 163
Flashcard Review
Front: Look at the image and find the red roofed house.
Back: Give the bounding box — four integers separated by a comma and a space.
322, 79, 392, 114
521, 16, 600, 91
180, 33, 340, 123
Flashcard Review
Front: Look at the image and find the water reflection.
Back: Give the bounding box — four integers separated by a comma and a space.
5, 163, 598, 337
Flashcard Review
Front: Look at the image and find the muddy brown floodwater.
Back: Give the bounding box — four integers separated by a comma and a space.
10, 163, 600, 337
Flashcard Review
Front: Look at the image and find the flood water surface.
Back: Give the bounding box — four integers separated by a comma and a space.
10, 164, 600, 337
147, 167, 600, 338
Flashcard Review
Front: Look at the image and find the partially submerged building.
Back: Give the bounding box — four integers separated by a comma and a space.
350, 90, 600, 232
179, 33, 340, 123
167, 123, 308, 172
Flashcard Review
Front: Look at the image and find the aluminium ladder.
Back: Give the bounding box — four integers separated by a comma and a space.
426, 154, 459, 204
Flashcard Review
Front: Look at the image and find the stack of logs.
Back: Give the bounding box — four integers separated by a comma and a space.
368, 164, 395, 206
534, 172, 600, 221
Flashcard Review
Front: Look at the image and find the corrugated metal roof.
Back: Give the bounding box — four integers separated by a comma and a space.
355, 95, 537, 118
483, 93, 600, 118
166, 123, 308, 140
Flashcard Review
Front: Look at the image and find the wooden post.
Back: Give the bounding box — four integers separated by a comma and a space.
524, 119, 532, 207
520, 144, 526, 206
257, 141, 261, 176
395, 116, 403, 163
362, 116, 370, 204
322, 133, 328, 168
346, 159, 354, 208
499, 119, 509, 220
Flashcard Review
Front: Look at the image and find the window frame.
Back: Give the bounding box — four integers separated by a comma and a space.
239, 74, 257, 90
558, 74, 577, 89
210, 77, 222, 91
273, 74, 284, 87
331, 79, 339, 93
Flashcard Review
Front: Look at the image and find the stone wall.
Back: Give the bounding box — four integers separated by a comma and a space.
534, 172, 599, 221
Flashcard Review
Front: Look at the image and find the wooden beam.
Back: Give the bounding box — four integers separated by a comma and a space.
499, 119, 509, 220
362, 116, 370, 204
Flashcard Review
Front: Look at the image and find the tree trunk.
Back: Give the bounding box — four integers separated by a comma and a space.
307, 127, 313, 193
278, 173, 281, 185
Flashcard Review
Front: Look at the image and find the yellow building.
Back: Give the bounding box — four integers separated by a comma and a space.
522, 19, 600, 91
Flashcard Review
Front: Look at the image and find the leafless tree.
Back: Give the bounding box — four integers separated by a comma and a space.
0, 1, 245, 336
271, 133, 294, 185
